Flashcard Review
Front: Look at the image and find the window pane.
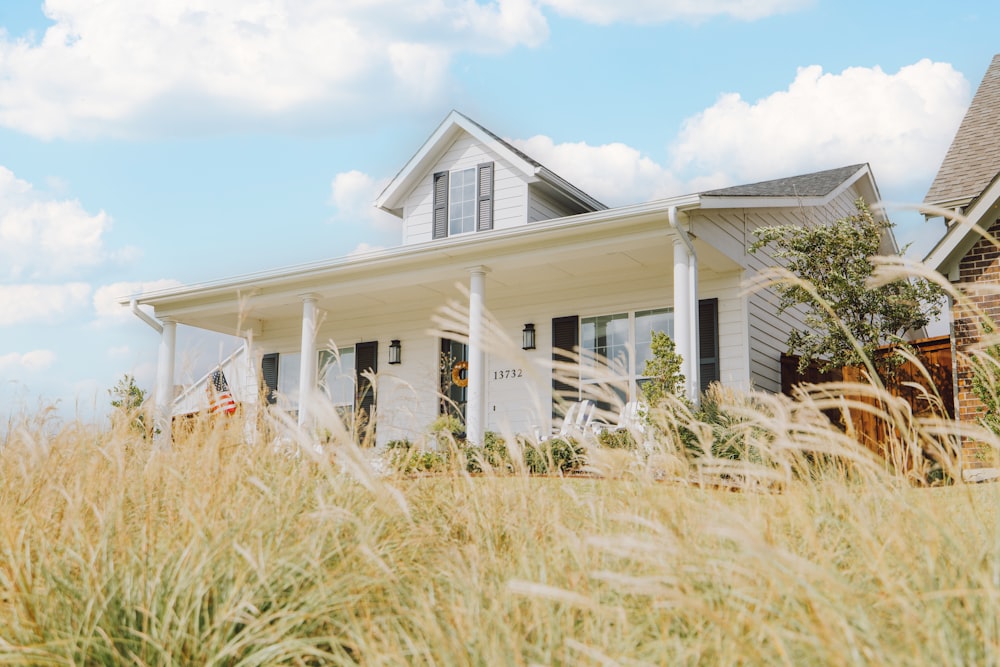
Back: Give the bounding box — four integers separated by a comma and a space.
580, 313, 628, 380
449, 167, 477, 236
319, 347, 355, 407
636, 308, 673, 376
277, 352, 301, 406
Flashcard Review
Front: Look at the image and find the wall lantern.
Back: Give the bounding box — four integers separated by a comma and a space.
388, 339, 402, 365
522, 323, 536, 351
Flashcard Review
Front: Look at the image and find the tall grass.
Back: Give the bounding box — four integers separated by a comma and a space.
1, 391, 999, 665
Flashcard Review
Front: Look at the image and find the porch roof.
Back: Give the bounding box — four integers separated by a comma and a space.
122, 193, 741, 335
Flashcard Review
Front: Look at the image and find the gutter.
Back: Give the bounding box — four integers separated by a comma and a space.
130, 298, 163, 334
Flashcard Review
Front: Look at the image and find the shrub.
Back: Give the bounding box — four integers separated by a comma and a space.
463, 431, 512, 473
523, 437, 585, 475
597, 428, 637, 450
386, 439, 451, 474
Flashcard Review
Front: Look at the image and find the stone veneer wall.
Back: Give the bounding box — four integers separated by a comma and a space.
953, 217, 1000, 467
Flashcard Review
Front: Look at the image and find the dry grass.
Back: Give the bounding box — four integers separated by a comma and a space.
1, 397, 999, 666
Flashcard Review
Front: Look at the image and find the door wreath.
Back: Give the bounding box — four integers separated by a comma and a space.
451, 360, 469, 388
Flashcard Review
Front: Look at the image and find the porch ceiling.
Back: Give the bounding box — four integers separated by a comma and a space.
135, 211, 741, 337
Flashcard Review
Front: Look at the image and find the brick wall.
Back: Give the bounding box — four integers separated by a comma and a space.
953, 216, 1000, 467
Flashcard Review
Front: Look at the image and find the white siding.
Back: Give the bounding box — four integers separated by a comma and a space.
401, 131, 530, 245
692, 188, 862, 393
528, 186, 580, 223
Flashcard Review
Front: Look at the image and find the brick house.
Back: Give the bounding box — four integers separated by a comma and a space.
924, 54, 1000, 466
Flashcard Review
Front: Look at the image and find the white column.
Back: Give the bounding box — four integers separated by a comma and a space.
467, 266, 489, 444
688, 250, 700, 402
673, 238, 692, 401
298, 294, 319, 428
154, 319, 176, 448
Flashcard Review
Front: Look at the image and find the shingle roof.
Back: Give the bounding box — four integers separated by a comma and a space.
924, 54, 1000, 207
700, 164, 867, 198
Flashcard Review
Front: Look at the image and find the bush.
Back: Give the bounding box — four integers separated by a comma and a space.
386, 439, 451, 474
597, 428, 637, 450
524, 437, 585, 475
463, 431, 512, 473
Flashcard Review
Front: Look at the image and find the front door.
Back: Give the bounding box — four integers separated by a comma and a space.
440, 339, 468, 423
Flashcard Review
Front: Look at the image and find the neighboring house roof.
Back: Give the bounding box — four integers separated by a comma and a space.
924, 168, 1000, 275
923, 54, 1000, 275
924, 54, 1000, 211
376, 110, 606, 216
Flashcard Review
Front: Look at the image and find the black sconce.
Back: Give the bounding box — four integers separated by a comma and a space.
388, 339, 402, 364
522, 323, 536, 350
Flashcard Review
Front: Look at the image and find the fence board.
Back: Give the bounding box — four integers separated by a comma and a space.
781, 336, 954, 460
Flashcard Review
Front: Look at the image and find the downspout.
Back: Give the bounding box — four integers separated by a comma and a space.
129, 298, 174, 448
130, 298, 163, 334
667, 207, 700, 403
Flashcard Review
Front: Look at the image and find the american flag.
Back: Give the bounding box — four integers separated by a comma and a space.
207, 369, 237, 415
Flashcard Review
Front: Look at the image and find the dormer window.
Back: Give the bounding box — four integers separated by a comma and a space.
432, 162, 494, 240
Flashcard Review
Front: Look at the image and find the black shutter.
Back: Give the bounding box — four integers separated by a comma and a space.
355, 341, 378, 441
261, 353, 279, 405
477, 162, 494, 232
698, 298, 720, 392
432, 171, 448, 240
551, 315, 579, 415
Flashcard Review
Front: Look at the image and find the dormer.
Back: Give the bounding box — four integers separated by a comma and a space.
376, 111, 606, 245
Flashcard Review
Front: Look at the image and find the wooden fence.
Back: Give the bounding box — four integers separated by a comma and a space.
781, 336, 954, 459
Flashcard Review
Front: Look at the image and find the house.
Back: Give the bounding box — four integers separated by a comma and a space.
923, 53, 1000, 464
124, 111, 890, 447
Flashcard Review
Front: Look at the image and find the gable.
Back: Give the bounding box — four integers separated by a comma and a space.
401, 129, 527, 244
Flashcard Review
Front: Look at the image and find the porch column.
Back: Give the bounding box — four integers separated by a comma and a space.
688, 249, 700, 400
673, 239, 693, 402
154, 318, 176, 448
467, 266, 489, 445
298, 293, 319, 429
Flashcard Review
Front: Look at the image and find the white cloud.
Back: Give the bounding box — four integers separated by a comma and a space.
0, 1, 549, 139
92, 279, 184, 321
330, 170, 401, 233
0, 283, 91, 326
0, 350, 57, 372
670, 59, 970, 191
510, 135, 683, 206
505, 61, 968, 207
0, 167, 113, 280
540, 0, 809, 24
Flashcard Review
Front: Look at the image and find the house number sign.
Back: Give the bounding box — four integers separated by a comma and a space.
492, 369, 524, 380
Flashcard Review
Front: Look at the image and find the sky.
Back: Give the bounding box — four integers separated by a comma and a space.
0, 0, 996, 421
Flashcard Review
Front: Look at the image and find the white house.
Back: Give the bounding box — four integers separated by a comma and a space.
124, 111, 890, 446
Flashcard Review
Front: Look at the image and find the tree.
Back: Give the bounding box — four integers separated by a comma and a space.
750, 198, 943, 375
109, 374, 150, 437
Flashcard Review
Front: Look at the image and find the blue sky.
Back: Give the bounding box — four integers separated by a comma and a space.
0, 0, 996, 419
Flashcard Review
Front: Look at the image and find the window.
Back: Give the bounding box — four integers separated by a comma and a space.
449, 167, 477, 236
432, 163, 494, 239
319, 347, 356, 408
277, 352, 301, 405
580, 308, 673, 406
